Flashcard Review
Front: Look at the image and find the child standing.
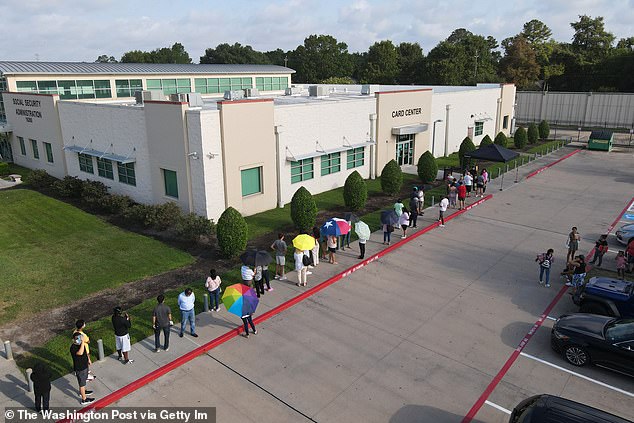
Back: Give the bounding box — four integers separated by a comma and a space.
616, 251, 627, 280
327, 235, 338, 264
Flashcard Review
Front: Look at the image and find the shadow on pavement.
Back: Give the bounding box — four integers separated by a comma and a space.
390, 404, 487, 423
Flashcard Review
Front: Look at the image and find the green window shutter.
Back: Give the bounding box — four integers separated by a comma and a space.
44, 142, 54, 163
241, 167, 262, 196
163, 169, 178, 198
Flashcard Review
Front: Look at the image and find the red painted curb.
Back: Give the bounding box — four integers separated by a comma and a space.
461, 195, 634, 423
60, 196, 493, 421
525, 149, 581, 179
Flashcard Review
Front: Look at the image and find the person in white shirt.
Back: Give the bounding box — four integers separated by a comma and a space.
399, 208, 410, 238
438, 196, 449, 227
294, 249, 308, 286
241, 264, 254, 287
177, 288, 197, 338
464, 172, 473, 197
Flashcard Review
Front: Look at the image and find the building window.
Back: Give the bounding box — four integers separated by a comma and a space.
241, 167, 262, 197
475, 121, 484, 136
395, 134, 414, 166
117, 162, 136, 186
18, 136, 26, 155
194, 77, 251, 94
163, 169, 179, 198
78, 153, 94, 173
347, 147, 365, 169
44, 142, 54, 163
16, 79, 112, 99
97, 157, 114, 179
30, 139, 39, 159
503, 115, 509, 129
115, 79, 143, 97
147, 79, 191, 95
255, 77, 288, 91
321, 152, 341, 176
291, 158, 314, 184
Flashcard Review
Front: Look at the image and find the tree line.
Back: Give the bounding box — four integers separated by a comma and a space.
96, 15, 634, 92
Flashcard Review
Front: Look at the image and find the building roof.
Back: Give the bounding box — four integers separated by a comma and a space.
0, 61, 295, 76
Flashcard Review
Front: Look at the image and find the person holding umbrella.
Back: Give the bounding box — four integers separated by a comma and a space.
321, 218, 350, 263
221, 283, 259, 338
240, 250, 273, 295
380, 209, 398, 245
294, 248, 309, 286
311, 226, 321, 266
354, 221, 371, 259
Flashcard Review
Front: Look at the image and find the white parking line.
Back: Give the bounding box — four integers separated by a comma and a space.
520, 352, 634, 398
546, 316, 557, 321
485, 400, 512, 415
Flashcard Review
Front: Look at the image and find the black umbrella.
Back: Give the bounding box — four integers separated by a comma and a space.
240, 250, 273, 267
380, 210, 399, 225
343, 212, 361, 223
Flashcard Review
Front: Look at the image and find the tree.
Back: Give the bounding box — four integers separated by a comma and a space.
458, 137, 476, 169
359, 40, 400, 84
397, 42, 424, 84
121, 43, 191, 63
571, 15, 615, 62
380, 160, 403, 195
499, 36, 540, 89
216, 207, 248, 258
527, 123, 539, 144
95, 55, 117, 63
494, 132, 508, 148
320, 76, 355, 84
200, 42, 271, 64
343, 171, 368, 211
288, 35, 353, 83
120, 50, 151, 63
539, 120, 550, 140
480, 135, 493, 146
290, 187, 317, 232
264, 48, 288, 66
514, 127, 527, 149
417, 151, 438, 184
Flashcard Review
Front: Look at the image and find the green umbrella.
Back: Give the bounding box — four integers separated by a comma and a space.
354, 221, 371, 241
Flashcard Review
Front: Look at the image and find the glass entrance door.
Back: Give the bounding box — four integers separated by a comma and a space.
0, 133, 13, 162
395, 134, 414, 165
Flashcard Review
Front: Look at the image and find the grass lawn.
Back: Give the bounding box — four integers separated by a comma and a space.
0, 189, 194, 326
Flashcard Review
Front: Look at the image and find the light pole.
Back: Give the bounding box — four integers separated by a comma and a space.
432, 119, 443, 157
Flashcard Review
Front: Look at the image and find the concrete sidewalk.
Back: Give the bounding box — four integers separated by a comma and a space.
0, 146, 578, 412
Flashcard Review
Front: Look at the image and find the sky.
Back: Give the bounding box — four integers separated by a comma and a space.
0, 0, 632, 63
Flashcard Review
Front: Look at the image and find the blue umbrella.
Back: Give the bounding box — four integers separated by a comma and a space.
380, 210, 399, 225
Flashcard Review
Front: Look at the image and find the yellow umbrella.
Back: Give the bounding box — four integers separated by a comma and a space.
292, 234, 315, 251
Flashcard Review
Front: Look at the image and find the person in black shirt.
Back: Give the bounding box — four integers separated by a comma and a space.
30, 362, 51, 412
70, 332, 94, 405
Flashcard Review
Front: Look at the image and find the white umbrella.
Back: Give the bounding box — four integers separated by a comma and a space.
354, 221, 371, 241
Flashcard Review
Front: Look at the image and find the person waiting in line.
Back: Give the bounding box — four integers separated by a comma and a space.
409, 193, 420, 228
205, 269, 222, 312
399, 208, 410, 239
327, 235, 338, 264
253, 265, 265, 297
30, 362, 51, 413
566, 227, 581, 264
311, 226, 321, 267
393, 198, 404, 217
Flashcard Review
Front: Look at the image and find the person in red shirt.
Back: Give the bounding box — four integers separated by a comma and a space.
457, 182, 467, 210
626, 239, 634, 273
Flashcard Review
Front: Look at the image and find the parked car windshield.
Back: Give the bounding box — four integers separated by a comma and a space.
605, 319, 634, 343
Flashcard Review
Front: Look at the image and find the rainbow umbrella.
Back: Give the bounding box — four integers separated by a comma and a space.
321, 218, 351, 236
222, 284, 260, 317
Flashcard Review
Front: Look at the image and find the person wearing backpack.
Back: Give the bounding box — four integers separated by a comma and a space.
409, 195, 420, 228
536, 249, 554, 287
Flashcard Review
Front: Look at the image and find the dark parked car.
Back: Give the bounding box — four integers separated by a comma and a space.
572, 277, 634, 318
510, 394, 632, 423
551, 313, 634, 376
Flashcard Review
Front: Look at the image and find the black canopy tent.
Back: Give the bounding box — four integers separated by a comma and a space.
465, 144, 520, 191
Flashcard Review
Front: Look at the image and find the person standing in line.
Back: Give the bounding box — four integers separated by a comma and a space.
358, 235, 368, 259
382, 223, 392, 245
70, 331, 95, 405
294, 248, 308, 286
311, 226, 321, 266
241, 313, 257, 338
74, 320, 95, 381
409, 194, 420, 228
566, 227, 581, 264
262, 264, 273, 292
616, 251, 627, 279
475, 172, 485, 197
241, 264, 254, 287
340, 218, 352, 251
438, 196, 449, 227
327, 235, 338, 264
152, 294, 173, 352
253, 265, 265, 298
205, 269, 222, 311
394, 199, 404, 217
112, 307, 133, 364
30, 362, 51, 413
457, 182, 467, 210
448, 184, 457, 209
271, 233, 288, 281
482, 168, 489, 194
178, 288, 198, 338
464, 171, 473, 197
589, 235, 608, 267
417, 187, 424, 215
399, 208, 410, 239
536, 249, 555, 287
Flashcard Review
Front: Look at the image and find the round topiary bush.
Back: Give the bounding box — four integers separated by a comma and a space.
216, 206, 248, 258
494, 131, 508, 148
514, 127, 528, 149
290, 186, 317, 232
528, 123, 539, 144
417, 151, 438, 184
380, 159, 403, 195
480, 134, 493, 147
458, 136, 476, 169
343, 171, 367, 211
539, 120, 550, 140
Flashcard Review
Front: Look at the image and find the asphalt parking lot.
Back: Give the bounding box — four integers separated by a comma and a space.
112, 149, 634, 422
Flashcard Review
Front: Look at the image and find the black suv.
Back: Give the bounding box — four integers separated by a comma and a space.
510, 394, 632, 422
573, 277, 634, 318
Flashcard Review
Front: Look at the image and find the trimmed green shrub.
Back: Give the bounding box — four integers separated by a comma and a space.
98, 194, 133, 215
24, 169, 57, 190
123, 204, 153, 226
527, 123, 539, 144
150, 202, 182, 230
343, 171, 367, 211
514, 127, 528, 149
458, 136, 476, 169
480, 134, 493, 147
539, 120, 550, 140
216, 206, 248, 258
53, 176, 84, 198
81, 180, 109, 209
0, 162, 8, 175
417, 151, 438, 183
176, 213, 215, 242
380, 159, 403, 195
494, 132, 508, 148
290, 186, 318, 232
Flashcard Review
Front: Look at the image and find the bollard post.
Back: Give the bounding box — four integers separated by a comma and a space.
515, 165, 519, 183
431, 196, 435, 207
26, 368, 33, 392
203, 294, 209, 312
505, 164, 509, 173
4, 340, 13, 360
97, 339, 105, 362
522, 157, 525, 166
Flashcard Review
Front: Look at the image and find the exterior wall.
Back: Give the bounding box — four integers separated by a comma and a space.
218, 99, 277, 216
144, 101, 192, 212
3, 92, 66, 178
274, 98, 375, 206
186, 109, 226, 221
58, 102, 153, 203
375, 89, 432, 169
430, 87, 503, 157
498, 84, 516, 136
516, 91, 634, 128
